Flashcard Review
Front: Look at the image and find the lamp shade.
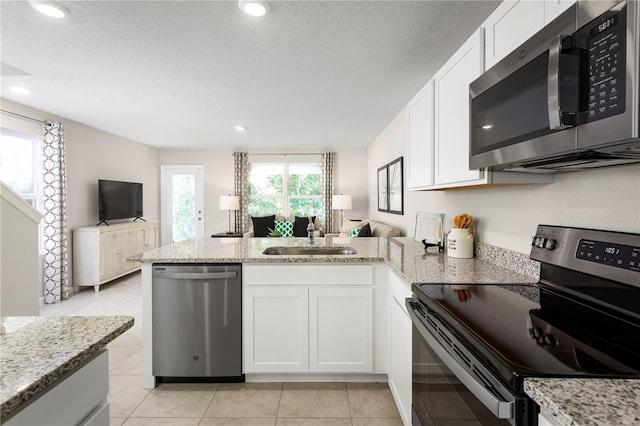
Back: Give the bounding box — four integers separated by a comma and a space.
332, 195, 352, 210
219, 195, 240, 210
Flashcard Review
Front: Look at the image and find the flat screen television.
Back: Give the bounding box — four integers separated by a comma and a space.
98, 179, 143, 225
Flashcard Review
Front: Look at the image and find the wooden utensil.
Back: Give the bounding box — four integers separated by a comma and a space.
454, 213, 473, 229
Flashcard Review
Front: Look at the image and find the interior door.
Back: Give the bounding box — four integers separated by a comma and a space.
160, 165, 204, 246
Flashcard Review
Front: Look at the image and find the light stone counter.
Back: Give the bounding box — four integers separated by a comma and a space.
136, 236, 539, 285
0, 315, 134, 419
524, 378, 640, 426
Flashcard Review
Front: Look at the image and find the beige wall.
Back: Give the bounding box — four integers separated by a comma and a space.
157, 148, 370, 236
1, 99, 160, 233
368, 107, 640, 254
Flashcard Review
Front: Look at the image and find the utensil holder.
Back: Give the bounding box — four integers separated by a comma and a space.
447, 228, 474, 258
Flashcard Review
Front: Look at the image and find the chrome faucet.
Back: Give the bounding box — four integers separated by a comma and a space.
306, 216, 315, 245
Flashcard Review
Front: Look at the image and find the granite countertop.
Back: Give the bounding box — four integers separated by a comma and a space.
136, 236, 540, 285
525, 378, 640, 426
0, 315, 134, 420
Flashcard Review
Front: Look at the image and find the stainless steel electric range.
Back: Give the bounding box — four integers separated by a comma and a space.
407, 225, 640, 425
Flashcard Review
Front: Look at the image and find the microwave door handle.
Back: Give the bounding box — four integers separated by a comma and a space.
547, 36, 570, 130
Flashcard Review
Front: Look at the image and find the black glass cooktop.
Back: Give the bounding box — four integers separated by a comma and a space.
412, 281, 640, 390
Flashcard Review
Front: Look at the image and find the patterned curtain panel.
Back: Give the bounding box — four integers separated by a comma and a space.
42, 120, 69, 303
321, 152, 336, 234
233, 152, 249, 234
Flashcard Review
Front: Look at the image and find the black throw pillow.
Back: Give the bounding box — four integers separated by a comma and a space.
294, 216, 316, 237
251, 215, 276, 237
357, 223, 372, 237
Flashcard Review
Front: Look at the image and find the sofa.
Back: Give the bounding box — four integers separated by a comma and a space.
243, 215, 322, 238
328, 218, 401, 238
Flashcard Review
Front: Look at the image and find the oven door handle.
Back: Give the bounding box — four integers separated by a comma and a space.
406, 299, 514, 420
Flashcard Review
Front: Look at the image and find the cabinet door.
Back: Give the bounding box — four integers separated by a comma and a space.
309, 287, 373, 372
544, 0, 575, 25
244, 287, 309, 373
116, 229, 133, 274
132, 227, 147, 256
484, 1, 545, 69
433, 28, 485, 186
146, 224, 159, 250
387, 271, 412, 425
389, 296, 412, 425
407, 80, 435, 190
99, 232, 119, 280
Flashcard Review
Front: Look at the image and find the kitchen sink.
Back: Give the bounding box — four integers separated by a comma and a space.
262, 246, 358, 256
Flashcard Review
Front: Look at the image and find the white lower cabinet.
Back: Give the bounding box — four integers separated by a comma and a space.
244, 287, 309, 372
538, 409, 561, 426
5, 351, 109, 426
73, 221, 159, 291
243, 264, 375, 374
387, 270, 412, 425
309, 287, 373, 372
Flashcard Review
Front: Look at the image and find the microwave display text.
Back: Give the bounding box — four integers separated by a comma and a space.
586, 7, 626, 122
591, 15, 618, 37
576, 239, 639, 272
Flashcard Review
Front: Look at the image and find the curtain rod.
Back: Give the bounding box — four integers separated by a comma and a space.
248, 153, 324, 156
0, 109, 45, 125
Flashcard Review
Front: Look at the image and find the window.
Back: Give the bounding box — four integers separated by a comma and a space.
0, 130, 40, 209
249, 162, 323, 221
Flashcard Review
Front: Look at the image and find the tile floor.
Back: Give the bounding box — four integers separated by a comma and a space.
40, 272, 403, 426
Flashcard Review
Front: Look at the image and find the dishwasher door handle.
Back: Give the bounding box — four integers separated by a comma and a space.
153, 271, 237, 280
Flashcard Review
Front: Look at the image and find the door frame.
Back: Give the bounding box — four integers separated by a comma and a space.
160, 165, 205, 246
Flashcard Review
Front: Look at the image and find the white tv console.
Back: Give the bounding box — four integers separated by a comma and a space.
72, 220, 159, 292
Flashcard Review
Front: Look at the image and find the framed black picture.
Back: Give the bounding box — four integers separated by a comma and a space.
388, 157, 404, 215
377, 165, 388, 212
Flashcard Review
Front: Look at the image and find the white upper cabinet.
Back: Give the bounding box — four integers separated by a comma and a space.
484, 0, 577, 70
407, 80, 435, 190
544, 0, 576, 25
484, 1, 546, 70
434, 28, 485, 186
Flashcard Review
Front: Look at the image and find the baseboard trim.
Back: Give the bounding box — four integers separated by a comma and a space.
245, 373, 388, 383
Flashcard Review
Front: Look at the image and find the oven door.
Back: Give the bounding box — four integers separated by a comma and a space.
407, 298, 532, 426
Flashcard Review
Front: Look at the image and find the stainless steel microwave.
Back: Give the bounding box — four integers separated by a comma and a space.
469, 0, 640, 172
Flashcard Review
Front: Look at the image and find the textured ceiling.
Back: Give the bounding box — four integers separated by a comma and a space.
1, 1, 500, 149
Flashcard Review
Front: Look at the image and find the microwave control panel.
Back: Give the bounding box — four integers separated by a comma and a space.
585, 4, 626, 122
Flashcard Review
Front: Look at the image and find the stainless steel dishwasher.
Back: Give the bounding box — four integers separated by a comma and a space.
152, 264, 243, 381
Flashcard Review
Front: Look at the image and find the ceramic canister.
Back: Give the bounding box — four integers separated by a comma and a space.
447, 228, 474, 258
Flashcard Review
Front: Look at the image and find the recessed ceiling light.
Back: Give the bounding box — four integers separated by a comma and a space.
10, 86, 30, 95
238, 1, 270, 17
29, 1, 70, 18
234, 126, 248, 132
481, 124, 493, 130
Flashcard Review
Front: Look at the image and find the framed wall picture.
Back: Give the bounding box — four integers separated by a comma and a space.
388, 157, 403, 215
377, 165, 388, 212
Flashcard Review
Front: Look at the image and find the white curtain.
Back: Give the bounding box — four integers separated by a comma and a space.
41, 120, 69, 303
321, 152, 336, 234
233, 152, 249, 234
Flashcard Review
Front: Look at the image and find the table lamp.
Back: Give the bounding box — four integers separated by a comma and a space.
219, 195, 240, 234
332, 194, 352, 232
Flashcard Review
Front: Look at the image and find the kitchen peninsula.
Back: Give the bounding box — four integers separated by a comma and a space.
136, 236, 639, 426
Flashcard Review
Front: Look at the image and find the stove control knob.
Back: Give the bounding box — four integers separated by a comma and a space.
536, 238, 546, 248
543, 334, 556, 346
544, 239, 557, 250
